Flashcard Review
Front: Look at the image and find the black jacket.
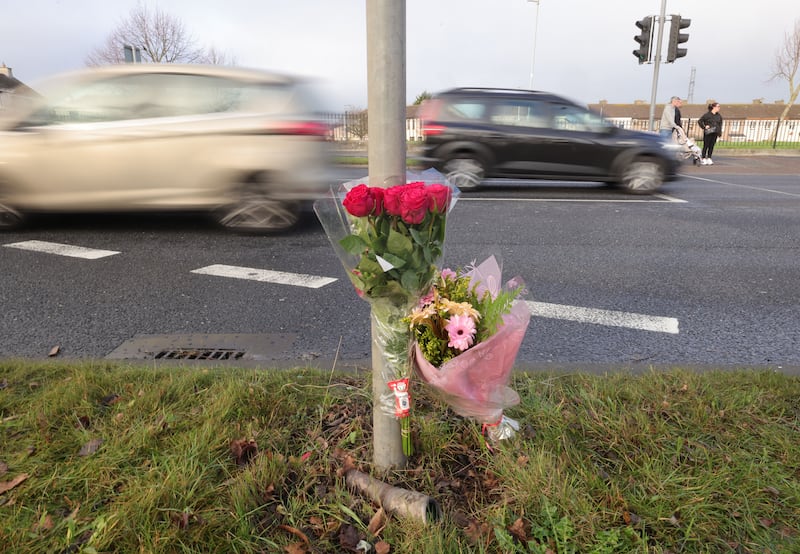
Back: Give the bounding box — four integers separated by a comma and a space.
698, 111, 723, 136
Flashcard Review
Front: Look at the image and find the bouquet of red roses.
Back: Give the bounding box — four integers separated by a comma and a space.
319, 173, 457, 307
315, 171, 459, 455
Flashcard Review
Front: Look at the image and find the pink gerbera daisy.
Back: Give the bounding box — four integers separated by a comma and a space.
445, 313, 477, 351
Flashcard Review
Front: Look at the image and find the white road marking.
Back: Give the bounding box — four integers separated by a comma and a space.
3, 239, 678, 333
459, 195, 686, 203
192, 264, 337, 289
526, 300, 680, 334
3, 240, 120, 259
685, 175, 800, 197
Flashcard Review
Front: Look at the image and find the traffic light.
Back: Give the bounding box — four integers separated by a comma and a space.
633, 16, 654, 64
667, 15, 691, 62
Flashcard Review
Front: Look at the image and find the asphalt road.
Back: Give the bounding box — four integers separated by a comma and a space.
1, 155, 798, 373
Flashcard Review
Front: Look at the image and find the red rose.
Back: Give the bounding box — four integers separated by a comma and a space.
383, 186, 404, 216
342, 184, 376, 217
370, 187, 385, 216
400, 185, 429, 224
427, 183, 450, 213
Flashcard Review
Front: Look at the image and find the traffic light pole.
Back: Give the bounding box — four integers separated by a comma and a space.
647, 0, 668, 131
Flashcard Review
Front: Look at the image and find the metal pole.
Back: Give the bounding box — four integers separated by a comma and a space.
528, 0, 540, 89
366, 0, 407, 471
648, 0, 667, 131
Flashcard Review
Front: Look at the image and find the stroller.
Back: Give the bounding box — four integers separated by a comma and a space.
674, 127, 703, 165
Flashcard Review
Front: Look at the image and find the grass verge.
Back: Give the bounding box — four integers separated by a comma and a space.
1, 361, 798, 553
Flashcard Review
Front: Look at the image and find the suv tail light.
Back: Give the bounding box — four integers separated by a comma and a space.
422, 124, 446, 137
419, 99, 445, 137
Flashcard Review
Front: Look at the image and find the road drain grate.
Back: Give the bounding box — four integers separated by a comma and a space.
154, 349, 245, 360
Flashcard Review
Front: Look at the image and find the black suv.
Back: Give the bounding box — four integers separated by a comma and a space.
419, 88, 679, 194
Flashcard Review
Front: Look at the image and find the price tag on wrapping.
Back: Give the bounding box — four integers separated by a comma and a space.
388, 378, 411, 418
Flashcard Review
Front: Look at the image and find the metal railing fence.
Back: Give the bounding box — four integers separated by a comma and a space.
321, 111, 800, 147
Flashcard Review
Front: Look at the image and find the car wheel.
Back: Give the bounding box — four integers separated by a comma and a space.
215, 183, 300, 233
619, 158, 664, 194
0, 202, 25, 230
443, 156, 484, 190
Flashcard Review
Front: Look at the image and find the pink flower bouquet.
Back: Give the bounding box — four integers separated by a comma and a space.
409, 256, 531, 427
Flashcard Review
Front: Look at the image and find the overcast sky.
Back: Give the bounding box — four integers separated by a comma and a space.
2, 0, 797, 111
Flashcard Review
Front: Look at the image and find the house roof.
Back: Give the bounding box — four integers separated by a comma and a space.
589, 101, 800, 120
0, 66, 38, 97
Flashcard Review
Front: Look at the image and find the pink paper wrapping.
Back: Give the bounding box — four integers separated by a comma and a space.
413, 299, 531, 423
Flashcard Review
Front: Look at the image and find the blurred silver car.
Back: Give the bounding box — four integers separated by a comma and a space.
0, 64, 332, 232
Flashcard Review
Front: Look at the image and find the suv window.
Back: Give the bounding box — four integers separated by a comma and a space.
490, 99, 551, 128
551, 103, 606, 132
441, 100, 486, 122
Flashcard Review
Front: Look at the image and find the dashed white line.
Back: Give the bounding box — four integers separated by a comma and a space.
191, 264, 337, 289
3, 240, 120, 259
685, 175, 800, 197
459, 194, 686, 203
526, 300, 680, 334
2, 241, 680, 333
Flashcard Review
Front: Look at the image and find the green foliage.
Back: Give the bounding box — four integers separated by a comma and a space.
414, 91, 432, 105
1, 362, 799, 553
340, 202, 446, 308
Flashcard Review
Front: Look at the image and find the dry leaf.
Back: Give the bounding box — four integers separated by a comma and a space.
48, 345, 60, 357
374, 541, 391, 554
171, 511, 191, 529
368, 507, 387, 536
0, 473, 29, 494
279, 524, 310, 546
623, 510, 641, 525
338, 523, 361, 550
464, 520, 492, 546
32, 513, 54, 532
78, 438, 103, 457
283, 542, 309, 554
230, 439, 258, 466
508, 517, 529, 542
100, 393, 122, 406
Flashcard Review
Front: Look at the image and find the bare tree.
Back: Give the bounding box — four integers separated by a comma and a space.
770, 18, 800, 142
86, 3, 233, 66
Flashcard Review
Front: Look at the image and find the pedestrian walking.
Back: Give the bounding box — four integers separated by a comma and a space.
659, 96, 683, 139
698, 102, 722, 165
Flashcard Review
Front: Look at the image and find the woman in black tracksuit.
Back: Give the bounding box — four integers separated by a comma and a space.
698, 102, 723, 165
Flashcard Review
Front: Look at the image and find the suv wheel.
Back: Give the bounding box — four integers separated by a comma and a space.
619, 158, 664, 194
443, 156, 484, 190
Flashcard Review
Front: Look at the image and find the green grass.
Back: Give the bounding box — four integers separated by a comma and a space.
1, 361, 798, 552
711, 141, 800, 150
333, 156, 422, 167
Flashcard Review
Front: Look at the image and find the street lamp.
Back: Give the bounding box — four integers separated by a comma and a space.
528, 0, 540, 89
